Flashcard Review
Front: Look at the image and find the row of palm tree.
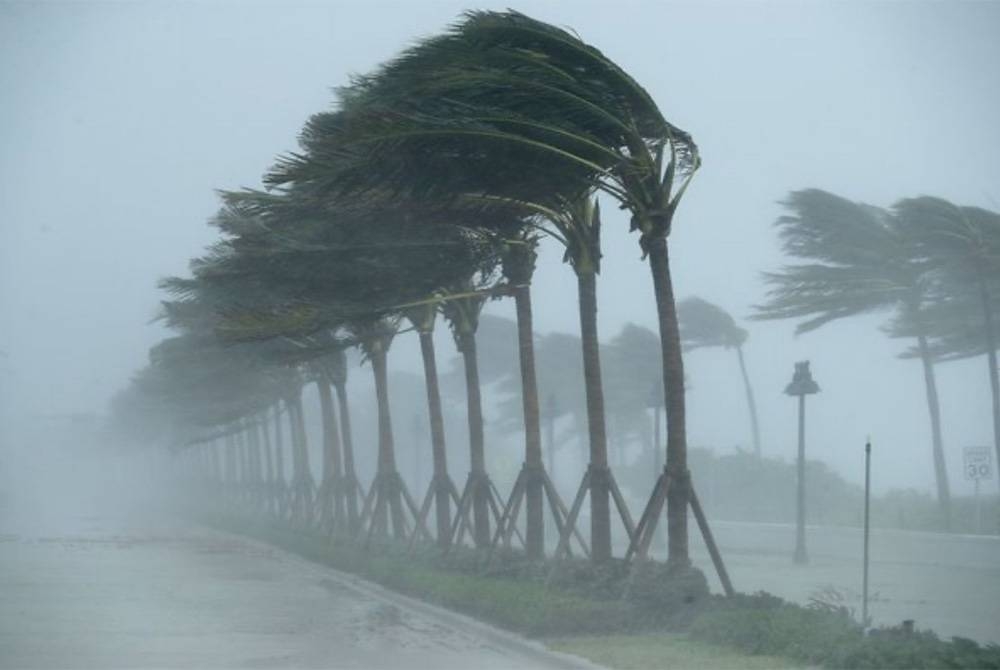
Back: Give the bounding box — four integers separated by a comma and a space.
110, 10, 731, 573
754, 189, 1000, 527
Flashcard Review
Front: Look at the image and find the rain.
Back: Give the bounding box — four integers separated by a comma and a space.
2, 2, 999, 668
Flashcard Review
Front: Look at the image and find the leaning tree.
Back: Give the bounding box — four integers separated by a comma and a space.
892, 198, 1000, 487
754, 189, 954, 526
269, 11, 713, 567
678, 297, 762, 457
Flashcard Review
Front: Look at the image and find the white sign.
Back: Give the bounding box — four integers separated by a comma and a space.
963, 446, 993, 481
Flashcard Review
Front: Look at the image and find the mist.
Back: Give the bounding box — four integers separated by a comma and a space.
2, 2, 999, 668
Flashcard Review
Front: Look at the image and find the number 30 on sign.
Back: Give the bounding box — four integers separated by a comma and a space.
964, 446, 993, 481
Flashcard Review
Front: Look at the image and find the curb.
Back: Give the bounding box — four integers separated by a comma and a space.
218, 526, 609, 670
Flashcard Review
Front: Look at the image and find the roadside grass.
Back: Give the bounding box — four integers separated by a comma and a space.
547, 633, 805, 670
213, 514, 639, 636
202, 510, 1000, 670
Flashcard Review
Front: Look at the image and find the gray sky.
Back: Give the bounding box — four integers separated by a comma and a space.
2, 0, 999, 494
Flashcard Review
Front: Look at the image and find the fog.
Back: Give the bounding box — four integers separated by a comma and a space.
4, 1, 999, 493
2, 2, 999, 666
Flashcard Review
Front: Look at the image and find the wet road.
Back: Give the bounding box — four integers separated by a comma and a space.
681, 520, 1000, 644
0, 512, 591, 669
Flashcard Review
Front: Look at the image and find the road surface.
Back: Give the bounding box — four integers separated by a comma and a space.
0, 510, 596, 669
681, 519, 1000, 644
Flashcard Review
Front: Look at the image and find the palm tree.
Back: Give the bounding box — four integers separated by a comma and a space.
548, 197, 620, 562
440, 279, 503, 549
268, 11, 705, 566
312, 354, 347, 534
200, 189, 504, 541
754, 189, 953, 526
135, 332, 287, 494
402, 302, 461, 547
322, 348, 362, 532
678, 297, 762, 457
892, 198, 1000, 487
604, 323, 664, 467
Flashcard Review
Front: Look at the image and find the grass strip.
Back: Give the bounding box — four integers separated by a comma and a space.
547, 633, 805, 670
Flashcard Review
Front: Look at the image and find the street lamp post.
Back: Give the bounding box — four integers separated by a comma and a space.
785, 361, 820, 565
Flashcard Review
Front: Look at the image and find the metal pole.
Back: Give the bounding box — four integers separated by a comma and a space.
863, 437, 871, 626
975, 477, 982, 534
794, 394, 808, 564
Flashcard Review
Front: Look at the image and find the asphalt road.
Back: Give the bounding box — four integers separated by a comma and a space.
678, 519, 1000, 644
0, 511, 597, 669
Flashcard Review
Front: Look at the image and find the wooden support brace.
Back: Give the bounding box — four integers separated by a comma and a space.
540, 470, 589, 557
553, 470, 591, 560
689, 485, 735, 597
608, 474, 637, 543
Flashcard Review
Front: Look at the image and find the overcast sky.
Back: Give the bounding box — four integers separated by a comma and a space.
2, 0, 999, 494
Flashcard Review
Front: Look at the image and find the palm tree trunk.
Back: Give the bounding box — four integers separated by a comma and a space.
735, 345, 762, 457
247, 418, 262, 505
290, 391, 314, 524
646, 236, 690, 567
977, 277, 1000, 490
513, 283, 545, 557
916, 334, 952, 529
334, 380, 359, 531
224, 432, 236, 492
285, 400, 302, 485
459, 332, 491, 548
371, 346, 406, 539
577, 270, 611, 562
317, 379, 344, 530
237, 423, 249, 495
210, 439, 221, 485
418, 330, 452, 546
273, 402, 286, 517
259, 412, 274, 514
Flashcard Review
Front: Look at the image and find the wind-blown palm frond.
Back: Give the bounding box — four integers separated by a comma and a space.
753, 189, 924, 333
678, 297, 748, 349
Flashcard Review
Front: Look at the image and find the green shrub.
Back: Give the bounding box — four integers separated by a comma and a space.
690, 593, 1000, 669
207, 510, 1000, 669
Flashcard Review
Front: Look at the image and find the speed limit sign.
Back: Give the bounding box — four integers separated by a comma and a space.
963, 446, 993, 481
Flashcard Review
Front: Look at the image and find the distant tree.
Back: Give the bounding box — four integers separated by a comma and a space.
604, 324, 662, 467
891, 198, 1000, 486
754, 189, 953, 527
679, 297, 762, 457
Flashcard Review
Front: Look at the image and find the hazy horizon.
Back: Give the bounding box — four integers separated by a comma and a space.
3, 1, 999, 497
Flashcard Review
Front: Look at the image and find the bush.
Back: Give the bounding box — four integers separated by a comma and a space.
209, 511, 1000, 668
690, 592, 1000, 669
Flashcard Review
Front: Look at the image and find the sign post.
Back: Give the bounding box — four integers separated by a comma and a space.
963, 446, 993, 534
863, 437, 871, 626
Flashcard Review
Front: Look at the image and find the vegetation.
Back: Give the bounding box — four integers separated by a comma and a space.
112, 9, 730, 573
617, 447, 999, 534
690, 592, 1000, 669
678, 297, 762, 457
205, 508, 1000, 669
102, 8, 1000, 670
548, 634, 805, 670
201, 510, 706, 637
754, 189, 1000, 527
